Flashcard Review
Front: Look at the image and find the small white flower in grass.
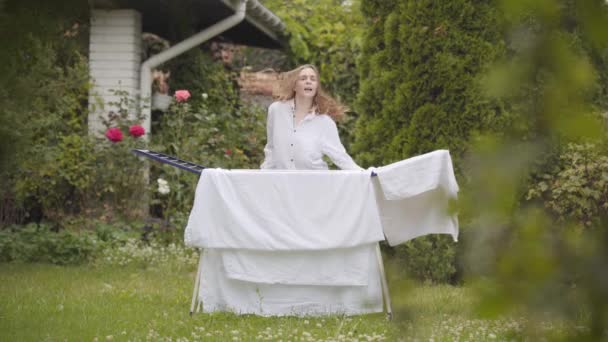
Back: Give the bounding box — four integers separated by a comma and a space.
489, 333, 497, 339
304, 320, 310, 325
157, 178, 170, 194
316, 323, 322, 327
202, 93, 208, 100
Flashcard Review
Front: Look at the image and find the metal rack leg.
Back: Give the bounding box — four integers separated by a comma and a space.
376, 243, 393, 321
190, 251, 204, 316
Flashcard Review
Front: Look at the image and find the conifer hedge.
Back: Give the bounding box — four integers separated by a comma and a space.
353, 0, 506, 283
353, 0, 505, 168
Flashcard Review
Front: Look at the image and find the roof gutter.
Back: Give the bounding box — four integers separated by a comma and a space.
139, 0, 248, 133
220, 0, 286, 42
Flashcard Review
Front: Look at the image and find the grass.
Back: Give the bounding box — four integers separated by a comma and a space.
0, 261, 578, 341
0, 263, 394, 341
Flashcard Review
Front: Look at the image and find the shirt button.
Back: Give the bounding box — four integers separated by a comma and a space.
290, 159, 294, 162
293, 129, 296, 132
290, 144, 294, 146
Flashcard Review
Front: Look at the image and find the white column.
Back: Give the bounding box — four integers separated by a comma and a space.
88, 9, 142, 135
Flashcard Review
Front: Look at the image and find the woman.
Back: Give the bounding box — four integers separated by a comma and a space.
261, 64, 361, 170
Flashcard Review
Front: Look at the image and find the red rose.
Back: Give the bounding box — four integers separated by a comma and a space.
225, 149, 233, 156
129, 125, 145, 138
105, 127, 123, 142
174, 89, 191, 102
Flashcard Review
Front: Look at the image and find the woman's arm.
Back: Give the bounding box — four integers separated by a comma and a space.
322, 118, 362, 170
260, 105, 275, 169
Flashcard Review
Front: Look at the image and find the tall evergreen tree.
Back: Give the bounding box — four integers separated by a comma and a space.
352, 0, 506, 283
353, 0, 505, 168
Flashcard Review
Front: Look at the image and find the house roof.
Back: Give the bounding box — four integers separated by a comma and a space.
101, 0, 286, 49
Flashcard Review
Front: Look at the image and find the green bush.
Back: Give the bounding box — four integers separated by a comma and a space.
150, 95, 267, 219
11, 88, 149, 223
354, 0, 505, 167
0, 0, 151, 225
393, 235, 457, 284
527, 142, 608, 229
0, 220, 196, 267
150, 50, 267, 220
354, 0, 505, 283
0, 224, 101, 265
89, 90, 150, 220
459, 1, 608, 338
0, 0, 90, 224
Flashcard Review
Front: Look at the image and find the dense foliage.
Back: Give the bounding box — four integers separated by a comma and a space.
150, 50, 267, 222
459, 0, 608, 338
0, 0, 92, 223
0, 1, 267, 227
353, 0, 506, 167
262, 0, 364, 105
2, 5, 608, 337
353, 0, 506, 283
527, 142, 608, 229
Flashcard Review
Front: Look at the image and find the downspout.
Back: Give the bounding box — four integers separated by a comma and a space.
140, 0, 248, 133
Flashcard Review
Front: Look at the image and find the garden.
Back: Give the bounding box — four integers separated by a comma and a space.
1, 0, 607, 340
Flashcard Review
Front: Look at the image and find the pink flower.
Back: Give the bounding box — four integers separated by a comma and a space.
174, 90, 191, 102
129, 125, 145, 138
225, 149, 233, 156
105, 127, 123, 142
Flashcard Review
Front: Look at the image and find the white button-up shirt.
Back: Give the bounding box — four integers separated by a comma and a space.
261, 100, 361, 170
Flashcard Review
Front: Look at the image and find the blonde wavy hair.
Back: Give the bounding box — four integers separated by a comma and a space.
273, 64, 347, 121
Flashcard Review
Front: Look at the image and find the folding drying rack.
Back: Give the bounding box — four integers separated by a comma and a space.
132, 149, 392, 320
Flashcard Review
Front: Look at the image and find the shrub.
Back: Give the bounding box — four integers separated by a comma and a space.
354, 0, 505, 283
0, 224, 101, 265
0, 220, 196, 267
0, 0, 90, 225
527, 142, 608, 229
393, 235, 457, 284
354, 0, 505, 167
149, 50, 267, 220
150, 92, 267, 219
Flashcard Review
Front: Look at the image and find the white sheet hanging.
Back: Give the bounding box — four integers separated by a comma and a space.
200, 247, 383, 316
221, 244, 374, 286
372, 150, 459, 245
185, 169, 384, 250
373, 150, 459, 200
184, 149, 460, 316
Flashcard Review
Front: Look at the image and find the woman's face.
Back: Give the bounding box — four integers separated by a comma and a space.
294, 67, 318, 99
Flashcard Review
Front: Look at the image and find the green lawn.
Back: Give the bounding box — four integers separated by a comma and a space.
0, 262, 564, 341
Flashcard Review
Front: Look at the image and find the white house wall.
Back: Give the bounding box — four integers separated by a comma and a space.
88, 9, 142, 135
